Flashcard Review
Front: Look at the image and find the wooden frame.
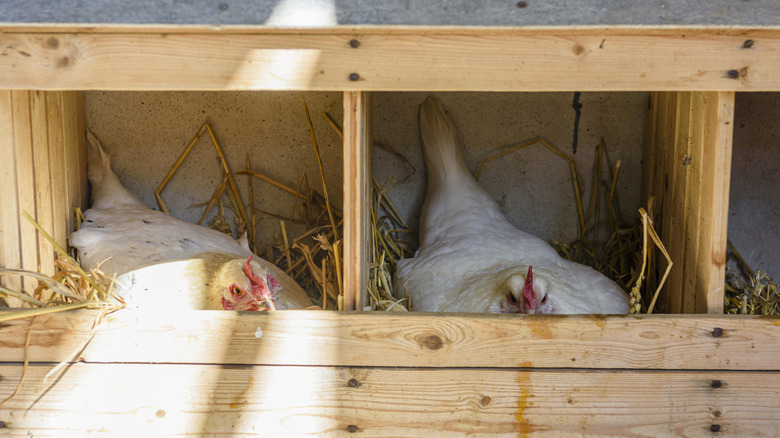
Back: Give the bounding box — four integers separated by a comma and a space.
1, 23, 780, 436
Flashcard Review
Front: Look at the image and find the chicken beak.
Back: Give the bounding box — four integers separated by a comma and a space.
263, 295, 276, 311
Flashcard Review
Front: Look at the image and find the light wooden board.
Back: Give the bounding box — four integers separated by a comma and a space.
342, 91, 371, 310
0, 28, 779, 91
9, 91, 39, 293
643, 91, 733, 314
0, 90, 23, 302
0, 363, 778, 437
29, 90, 56, 278
1, 310, 778, 370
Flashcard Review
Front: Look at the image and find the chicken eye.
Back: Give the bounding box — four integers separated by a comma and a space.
231, 286, 243, 296
541, 294, 548, 304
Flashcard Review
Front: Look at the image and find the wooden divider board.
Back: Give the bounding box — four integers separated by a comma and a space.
0, 91, 85, 305
1, 363, 777, 437
342, 91, 372, 310
642, 91, 733, 314
1, 27, 780, 91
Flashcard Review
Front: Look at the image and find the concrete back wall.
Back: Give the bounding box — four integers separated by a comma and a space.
89, 91, 780, 282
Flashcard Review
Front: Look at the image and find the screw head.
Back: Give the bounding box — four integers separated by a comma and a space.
743, 39, 754, 49
711, 380, 722, 388
347, 425, 358, 433
711, 424, 721, 432
348, 379, 358, 387
727, 70, 739, 79
349, 73, 360, 81
349, 39, 360, 48
712, 327, 723, 337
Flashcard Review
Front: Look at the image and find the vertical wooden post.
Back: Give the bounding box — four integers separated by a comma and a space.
643, 91, 733, 314
342, 91, 372, 311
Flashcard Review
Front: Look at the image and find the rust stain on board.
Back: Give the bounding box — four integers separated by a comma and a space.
515, 362, 535, 437
230, 376, 255, 409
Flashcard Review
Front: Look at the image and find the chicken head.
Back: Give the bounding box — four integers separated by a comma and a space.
499, 266, 554, 314
215, 257, 278, 311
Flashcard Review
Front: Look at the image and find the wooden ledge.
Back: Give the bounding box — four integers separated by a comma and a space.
2, 309, 778, 370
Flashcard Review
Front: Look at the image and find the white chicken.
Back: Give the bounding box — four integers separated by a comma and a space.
393, 98, 629, 314
70, 131, 313, 311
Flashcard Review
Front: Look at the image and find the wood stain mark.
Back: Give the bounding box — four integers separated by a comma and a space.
230, 376, 255, 409
516, 362, 534, 436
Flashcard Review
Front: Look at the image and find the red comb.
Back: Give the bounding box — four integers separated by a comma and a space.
243, 257, 276, 310
522, 266, 535, 311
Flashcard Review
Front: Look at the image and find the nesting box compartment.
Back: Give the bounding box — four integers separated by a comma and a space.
2, 22, 780, 436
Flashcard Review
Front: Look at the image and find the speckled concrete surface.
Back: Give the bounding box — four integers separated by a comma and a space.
2, 0, 778, 26
729, 92, 780, 279
85, 91, 345, 253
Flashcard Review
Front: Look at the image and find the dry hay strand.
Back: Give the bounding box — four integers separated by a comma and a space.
154, 110, 346, 310
322, 106, 414, 311
0, 212, 124, 410
478, 137, 672, 314
725, 240, 780, 315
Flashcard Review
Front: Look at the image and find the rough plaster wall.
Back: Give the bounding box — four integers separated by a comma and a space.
373, 92, 648, 246
729, 92, 780, 279
84, 91, 345, 254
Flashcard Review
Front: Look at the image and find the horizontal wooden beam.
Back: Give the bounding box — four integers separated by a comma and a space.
0, 27, 779, 91
2, 310, 779, 370
1, 363, 777, 436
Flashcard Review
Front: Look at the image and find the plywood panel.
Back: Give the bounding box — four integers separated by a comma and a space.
0, 363, 777, 437
0, 28, 778, 91
342, 91, 372, 310
1, 310, 778, 370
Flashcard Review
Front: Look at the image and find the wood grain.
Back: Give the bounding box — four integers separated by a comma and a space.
0, 91, 23, 304
0, 28, 778, 91
342, 91, 372, 310
0, 310, 778, 370
0, 363, 777, 437
644, 92, 733, 314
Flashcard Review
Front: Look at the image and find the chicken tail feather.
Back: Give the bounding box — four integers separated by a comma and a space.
86, 130, 146, 210
419, 97, 469, 182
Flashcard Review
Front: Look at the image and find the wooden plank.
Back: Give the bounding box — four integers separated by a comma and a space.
0, 29, 779, 91
669, 92, 694, 313
1, 310, 778, 370
1, 364, 778, 437
29, 90, 55, 279
342, 91, 372, 311
0, 90, 23, 304
9, 91, 38, 293
45, 91, 67, 249
58, 91, 86, 234
695, 92, 734, 314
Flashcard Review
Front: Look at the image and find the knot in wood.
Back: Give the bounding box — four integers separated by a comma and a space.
418, 334, 444, 350
480, 396, 491, 406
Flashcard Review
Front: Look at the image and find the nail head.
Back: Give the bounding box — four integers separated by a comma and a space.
743, 39, 754, 48
349, 39, 360, 48
348, 379, 358, 387
347, 425, 358, 433
712, 327, 723, 337
727, 70, 739, 79
349, 73, 360, 81
711, 424, 721, 432
711, 380, 722, 388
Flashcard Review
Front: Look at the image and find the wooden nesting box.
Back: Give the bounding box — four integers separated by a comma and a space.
2, 3, 780, 435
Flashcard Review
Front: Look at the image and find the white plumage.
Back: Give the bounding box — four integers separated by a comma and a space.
394, 98, 629, 314
70, 131, 312, 311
